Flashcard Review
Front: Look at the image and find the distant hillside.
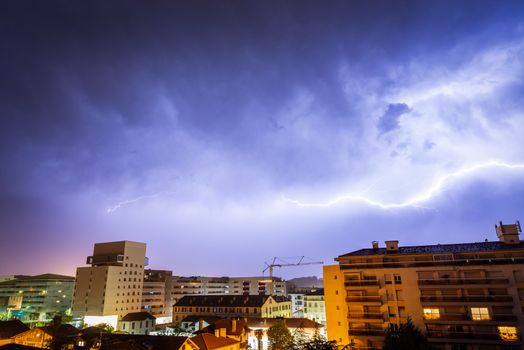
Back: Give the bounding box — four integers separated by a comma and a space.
287, 276, 323, 290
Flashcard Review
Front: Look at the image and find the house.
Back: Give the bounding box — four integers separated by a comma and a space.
191, 333, 241, 350
99, 334, 199, 350
11, 324, 78, 348
197, 319, 248, 346
0, 320, 30, 346
119, 312, 156, 335
173, 295, 291, 323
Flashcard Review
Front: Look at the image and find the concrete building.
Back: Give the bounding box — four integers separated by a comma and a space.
172, 295, 292, 323
72, 240, 148, 329
142, 269, 173, 324
0, 274, 74, 324
171, 276, 287, 303
303, 289, 326, 328
119, 311, 156, 335
324, 221, 524, 350
288, 293, 305, 317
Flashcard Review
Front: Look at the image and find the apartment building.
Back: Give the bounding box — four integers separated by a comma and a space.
0, 274, 74, 324
72, 241, 148, 329
171, 276, 287, 303
172, 295, 291, 323
324, 222, 524, 350
303, 289, 326, 329
141, 269, 173, 324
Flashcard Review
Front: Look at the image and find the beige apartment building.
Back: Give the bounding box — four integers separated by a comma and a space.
172, 295, 292, 323
324, 222, 524, 350
72, 241, 148, 329
142, 269, 173, 324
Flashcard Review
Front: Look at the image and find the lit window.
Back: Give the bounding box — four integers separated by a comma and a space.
423, 308, 440, 320
471, 307, 490, 320
498, 326, 518, 341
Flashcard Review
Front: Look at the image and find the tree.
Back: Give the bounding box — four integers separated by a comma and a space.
383, 319, 432, 350
267, 319, 293, 350
94, 323, 114, 333
301, 333, 338, 350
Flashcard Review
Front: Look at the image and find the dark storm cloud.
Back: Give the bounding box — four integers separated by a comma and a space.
1, 0, 524, 275
377, 103, 410, 135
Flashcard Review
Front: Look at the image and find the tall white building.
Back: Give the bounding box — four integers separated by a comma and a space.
72, 241, 147, 329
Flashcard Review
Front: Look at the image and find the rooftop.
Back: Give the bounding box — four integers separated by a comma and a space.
121, 312, 156, 322
174, 295, 288, 308
191, 333, 239, 350
339, 240, 524, 258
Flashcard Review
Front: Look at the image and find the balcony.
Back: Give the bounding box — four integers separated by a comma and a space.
86, 254, 124, 266
427, 331, 519, 342
423, 314, 517, 323
420, 295, 513, 304
348, 313, 385, 321
348, 328, 385, 337
418, 278, 510, 286
345, 280, 380, 288
346, 296, 382, 304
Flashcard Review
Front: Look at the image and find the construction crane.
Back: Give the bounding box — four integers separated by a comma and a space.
263, 256, 324, 295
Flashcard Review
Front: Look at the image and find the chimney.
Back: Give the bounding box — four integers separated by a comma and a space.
496, 221, 521, 245
214, 329, 220, 337
372, 241, 379, 250
199, 319, 204, 330
219, 328, 226, 337
232, 319, 237, 333
385, 240, 399, 253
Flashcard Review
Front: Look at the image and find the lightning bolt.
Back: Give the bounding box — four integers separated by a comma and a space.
106, 192, 171, 213
283, 161, 524, 209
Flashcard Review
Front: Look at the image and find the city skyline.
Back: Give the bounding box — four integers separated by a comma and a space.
2, 1, 524, 278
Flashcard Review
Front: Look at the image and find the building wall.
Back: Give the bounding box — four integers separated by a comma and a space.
119, 318, 155, 335
323, 265, 349, 345
141, 269, 173, 323
0, 275, 74, 323
171, 277, 287, 303
303, 295, 326, 327
325, 240, 524, 350
72, 241, 146, 323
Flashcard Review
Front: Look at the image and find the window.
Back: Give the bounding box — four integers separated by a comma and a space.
423, 308, 440, 320
394, 275, 402, 283
471, 307, 490, 320
498, 326, 518, 341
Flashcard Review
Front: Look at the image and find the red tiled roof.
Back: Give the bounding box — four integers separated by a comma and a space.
191, 333, 239, 350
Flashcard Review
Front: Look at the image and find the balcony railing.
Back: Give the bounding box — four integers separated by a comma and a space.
346, 296, 382, 303
348, 313, 385, 320
345, 280, 380, 287
424, 314, 518, 322
427, 331, 519, 341
418, 278, 510, 286
348, 329, 385, 336
420, 295, 513, 303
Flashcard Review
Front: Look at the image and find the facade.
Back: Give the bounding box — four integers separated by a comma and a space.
142, 269, 173, 324
325, 221, 524, 350
288, 293, 305, 317
172, 295, 292, 323
71, 240, 148, 329
303, 289, 326, 328
171, 276, 287, 303
119, 311, 156, 335
0, 274, 75, 324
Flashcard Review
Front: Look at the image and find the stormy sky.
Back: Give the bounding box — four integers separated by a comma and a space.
2, 1, 524, 279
